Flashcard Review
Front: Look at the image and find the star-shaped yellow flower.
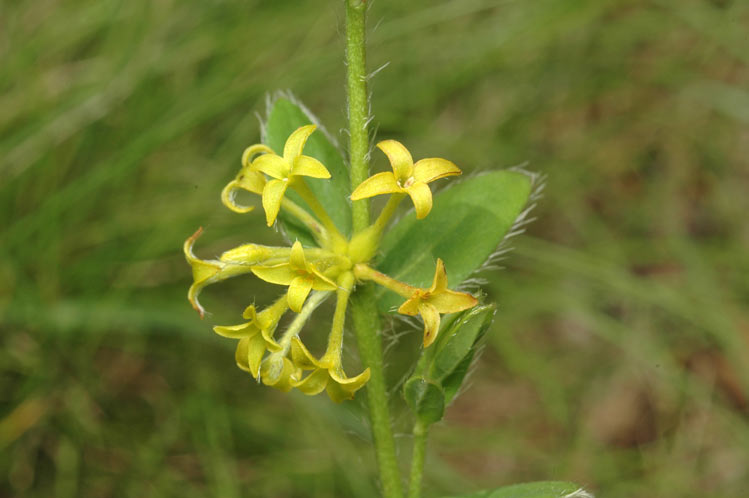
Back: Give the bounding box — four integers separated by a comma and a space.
398, 259, 478, 347
290, 338, 371, 403
251, 241, 337, 312
220, 144, 273, 214
252, 124, 331, 226
350, 139, 461, 219
213, 297, 288, 378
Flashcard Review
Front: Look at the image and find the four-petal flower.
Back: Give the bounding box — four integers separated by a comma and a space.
213, 297, 288, 377
252, 124, 331, 226
350, 139, 461, 219
220, 144, 273, 214
290, 338, 371, 403
398, 258, 478, 347
251, 241, 338, 312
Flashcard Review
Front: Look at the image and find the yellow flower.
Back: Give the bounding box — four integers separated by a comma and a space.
184, 228, 268, 317
220, 144, 273, 214
350, 139, 461, 219
290, 338, 371, 403
251, 124, 331, 226
251, 241, 338, 313
398, 259, 478, 347
213, 297, 288, 378
259, 354, 302, 393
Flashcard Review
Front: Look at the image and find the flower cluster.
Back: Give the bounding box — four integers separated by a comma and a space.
185, 125, 477, 402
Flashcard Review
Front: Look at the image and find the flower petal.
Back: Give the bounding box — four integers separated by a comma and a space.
429, 289, 478, 314
253, 153, 290, 180
350, 172, 401, 200
221, 180, 255, 214
292, 155, 331, 179
430, 258, 448, 293
293, 368, 329, 396
289, 240, 307, 270
412, 158, 461, 184
235, 337, 251, 373
287, 276, 314, 312
213, 322, 258, 339
327, 367, 371, 403
260, 356, 299, 392
308, 265, 338, 290
241, 143, 274, 168
283, 124, 317, 163
246, 334, 267, 378
405, 182, 433, 219
397, 294, 422, 316
291, 337, 325, 370
419, 302, 442, 347
376, 140, 414, 182
261, 179, 288, 226
251, 264, 296, 286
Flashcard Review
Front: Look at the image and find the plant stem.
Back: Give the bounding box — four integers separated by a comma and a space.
407, 421, 428, 498
346, 2, 403, 497
351, 288, 403, 498
353, 263, 415, 298
346, 0, 371, 234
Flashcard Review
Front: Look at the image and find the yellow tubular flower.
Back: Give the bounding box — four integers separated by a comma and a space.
398, 259, 478, 347
251, 125, 331, 226
350, 139, 462, 219
213, 296, 288, 378
251, 241, 338, 313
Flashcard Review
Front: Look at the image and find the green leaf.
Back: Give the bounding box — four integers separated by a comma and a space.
403, 377, 446, 425
263, 95, 352, 244
430, 304, 494, 388
446, 481, 591, 498
376, 170, 533, 311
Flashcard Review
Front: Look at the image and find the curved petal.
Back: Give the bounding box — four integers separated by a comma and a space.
308, 265, 338, 290
419, 302, 442, 347
292, 155, 331, 179
254, 153, 290, 180
293, 368, 329, 396
251, 264, 296, 286
287, 276, 314, 312
261, 179, 288, 226
376, 140, 414, 182
327, 367, 371, 403
283, 124, 317, 163
429, 289, 478, 314
241, 143, 274, 168
246, 334, 267, 378
412, 158, 461, 184
430, 258, 448, 293
235, 337, 251, 373
350, 172, 401, 200
405, 182, 433, 219
261, 356, 299, 392
221, 180, 255, 214
213, 322, 258, 339
291, 337, 325, 370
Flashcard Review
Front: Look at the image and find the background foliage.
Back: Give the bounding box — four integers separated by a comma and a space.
1, 0, 747, 496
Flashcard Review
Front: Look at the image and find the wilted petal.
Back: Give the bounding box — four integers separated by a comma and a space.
283, 124, 317, 163
405, 182, 433, 219
412, 158, 461, 184
350, 172, 401, 200
377, 140, 414, 182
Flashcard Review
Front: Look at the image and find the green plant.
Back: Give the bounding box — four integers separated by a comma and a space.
183, 2, 590, 497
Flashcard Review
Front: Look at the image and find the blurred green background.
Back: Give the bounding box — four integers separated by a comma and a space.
1, 0, 748, 496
